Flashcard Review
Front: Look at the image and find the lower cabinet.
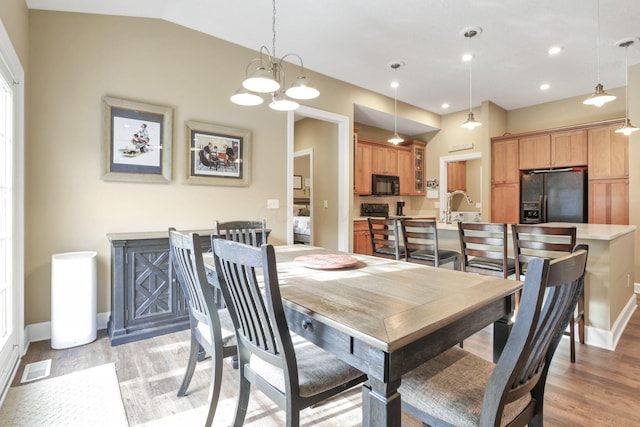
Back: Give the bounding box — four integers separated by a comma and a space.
107, 230, 213, 345
491, 183, 520, 225
589, 179, 629, 225
353, 220, 372, 255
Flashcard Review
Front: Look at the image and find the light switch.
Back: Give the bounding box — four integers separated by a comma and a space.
267, 199, 279, 209
324, 200, 328, 208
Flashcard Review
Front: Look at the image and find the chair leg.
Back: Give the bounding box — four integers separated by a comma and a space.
232, 352, 251, 427
569, 315, 576, 363
577, 292, 585, 344
204, 347, 225, 427
178, 334, 200, 396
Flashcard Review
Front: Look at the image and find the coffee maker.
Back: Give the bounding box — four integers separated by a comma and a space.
396, 201, 405, 216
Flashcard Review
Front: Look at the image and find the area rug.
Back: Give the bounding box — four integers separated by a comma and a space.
0, 363, 128, 426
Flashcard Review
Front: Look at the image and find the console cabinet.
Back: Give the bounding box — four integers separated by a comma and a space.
353, 220, 372, 255
107, 230, 213, 345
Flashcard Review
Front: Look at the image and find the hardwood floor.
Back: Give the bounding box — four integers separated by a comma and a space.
10, 307, 640, 426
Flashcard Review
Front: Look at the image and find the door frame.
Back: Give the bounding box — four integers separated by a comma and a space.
293, 148, 314, 245
287, 106, 350, 252
0, 21, 25, 399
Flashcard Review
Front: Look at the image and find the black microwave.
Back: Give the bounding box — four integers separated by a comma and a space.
372, 174, 400, 196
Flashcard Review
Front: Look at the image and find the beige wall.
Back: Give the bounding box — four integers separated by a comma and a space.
0, 0, 28, 67
24, 10, 437, 325
294, 118, 339, 249
13, 8, 640, 329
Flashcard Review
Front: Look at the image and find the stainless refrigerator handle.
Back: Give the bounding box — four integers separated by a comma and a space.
541, 195, 548, 223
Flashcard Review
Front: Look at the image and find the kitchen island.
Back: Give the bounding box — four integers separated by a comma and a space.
435, 222, 636, 351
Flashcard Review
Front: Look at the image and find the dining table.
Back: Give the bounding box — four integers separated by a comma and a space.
203, 244, 522, 427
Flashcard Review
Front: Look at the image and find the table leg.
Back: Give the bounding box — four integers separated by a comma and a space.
361, 377, 402, 427
493, 313, 514, 362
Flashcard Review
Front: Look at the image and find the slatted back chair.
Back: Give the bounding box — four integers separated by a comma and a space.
458, 222, 515, 278
214, 219, 267, 247
400, 248, 588, 427
368, 217, 404, 260
400, 218, 460, 269
512, 224, 582, 363
212, 239, 367, 427
168, 228, 237, 427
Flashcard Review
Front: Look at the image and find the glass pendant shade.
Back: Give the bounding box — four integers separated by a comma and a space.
388, 133, 404, 145
461, 112, 482, 130
285, 75, 320, 100
583, 83, 616, 107
230, 87, 264, 106
269, 92, 299, 111
242, 66, 280, 93
615, 118, 639, 135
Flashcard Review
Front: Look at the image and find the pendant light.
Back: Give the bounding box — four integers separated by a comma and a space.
230, 0, 319, 111
461, 28, 482, 130
388, 62, 404, 145
583, 0, 616, 107
615, 38, 639, 135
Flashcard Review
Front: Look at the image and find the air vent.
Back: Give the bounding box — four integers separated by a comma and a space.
20, 359, 52, 383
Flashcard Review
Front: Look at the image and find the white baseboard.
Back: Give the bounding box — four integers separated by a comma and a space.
584, 293, 637, 351
23, 312, 110, 348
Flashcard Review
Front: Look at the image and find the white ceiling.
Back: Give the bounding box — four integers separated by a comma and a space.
26, 0, 640, 135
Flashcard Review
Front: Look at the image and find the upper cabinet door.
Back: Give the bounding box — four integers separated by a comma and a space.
371, 145, 398, 175
551, 129, 588, 167
354, 141, 372, 195
492, 138, 519, 184
588, 125, 629, 179
519, 135, 551, 170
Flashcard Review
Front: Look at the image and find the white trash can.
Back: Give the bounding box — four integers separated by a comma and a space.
51, 251, 98, 349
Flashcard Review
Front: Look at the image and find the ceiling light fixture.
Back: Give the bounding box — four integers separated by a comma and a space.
230, 0, 319, 111
461, 27, 482, 130
583, 0, 616, 107
615, 38, 639, 136
388, 62, 404, 145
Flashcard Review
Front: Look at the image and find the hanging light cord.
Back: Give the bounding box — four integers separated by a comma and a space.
468, 56, 473, 112
394, 86, 399, 134
271, 0, 277, 59
595, 0, 601, 83
624, 46, 629, 115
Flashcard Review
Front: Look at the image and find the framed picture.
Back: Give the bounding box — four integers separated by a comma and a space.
293, 175, 303, 189
101, 96, 173, 183
186, 120, 251, 186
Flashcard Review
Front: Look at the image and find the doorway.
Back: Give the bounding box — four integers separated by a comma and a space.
293, 149, 313, 245
287, 106, 350, 252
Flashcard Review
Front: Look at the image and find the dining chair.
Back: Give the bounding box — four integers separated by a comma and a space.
512, 224, 583, 363
168, 228, 237, 427
212, 238, 367, 427
399, 248, 588, 427
368, 217, 404, 260
400, 218, 460, 269
214, 219, 267, 247
458, 222, 515, 278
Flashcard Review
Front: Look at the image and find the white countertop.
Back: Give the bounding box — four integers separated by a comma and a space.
434, 222, 636, 241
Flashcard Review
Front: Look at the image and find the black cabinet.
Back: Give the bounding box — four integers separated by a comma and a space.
107, 230, 213, 345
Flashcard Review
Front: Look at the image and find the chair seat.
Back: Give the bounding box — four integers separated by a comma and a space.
410, 249, 459, 262
400, 346, 531, 427
467, 256, 516, 273
196, 308, 237, 347
249, 333, 364, 398
375, 245, 405, 257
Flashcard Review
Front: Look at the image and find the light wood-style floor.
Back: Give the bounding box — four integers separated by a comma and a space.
10, 307, 640, 426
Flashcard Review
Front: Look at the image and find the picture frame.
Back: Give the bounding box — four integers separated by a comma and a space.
293, 175, 303, 190
186, 120, 251, 186
101, 96, 173, 183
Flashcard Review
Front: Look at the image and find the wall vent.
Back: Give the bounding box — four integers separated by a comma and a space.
20, 359, 52, 383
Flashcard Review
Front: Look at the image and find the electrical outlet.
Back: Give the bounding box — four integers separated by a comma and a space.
267, 199, 279, 209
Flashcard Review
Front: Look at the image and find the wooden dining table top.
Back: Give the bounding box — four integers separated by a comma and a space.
202, 244, 522, 353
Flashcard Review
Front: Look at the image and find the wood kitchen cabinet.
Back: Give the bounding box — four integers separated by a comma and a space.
353, 220, 372, 255
354, 140, 372, 194
589, 179, 629, 225
398, 148, 412, 196
447, 161, 467, 192
412, 142, 426, 195
519, 130, 587, 170
491, 138, 519, 184
588, 124, 629, 179
371, 144, 398, 175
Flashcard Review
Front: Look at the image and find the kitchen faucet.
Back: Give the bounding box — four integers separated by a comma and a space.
444, 190, 473, 223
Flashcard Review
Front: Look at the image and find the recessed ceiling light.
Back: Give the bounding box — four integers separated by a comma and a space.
540, 83, 551, 90
462, 53, 473, 62
548, 46, 563, 55
390, 81, 399, 89
441, 103, 450, 109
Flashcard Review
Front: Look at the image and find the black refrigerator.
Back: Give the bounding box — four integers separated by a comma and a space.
520, 170, 588, 223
